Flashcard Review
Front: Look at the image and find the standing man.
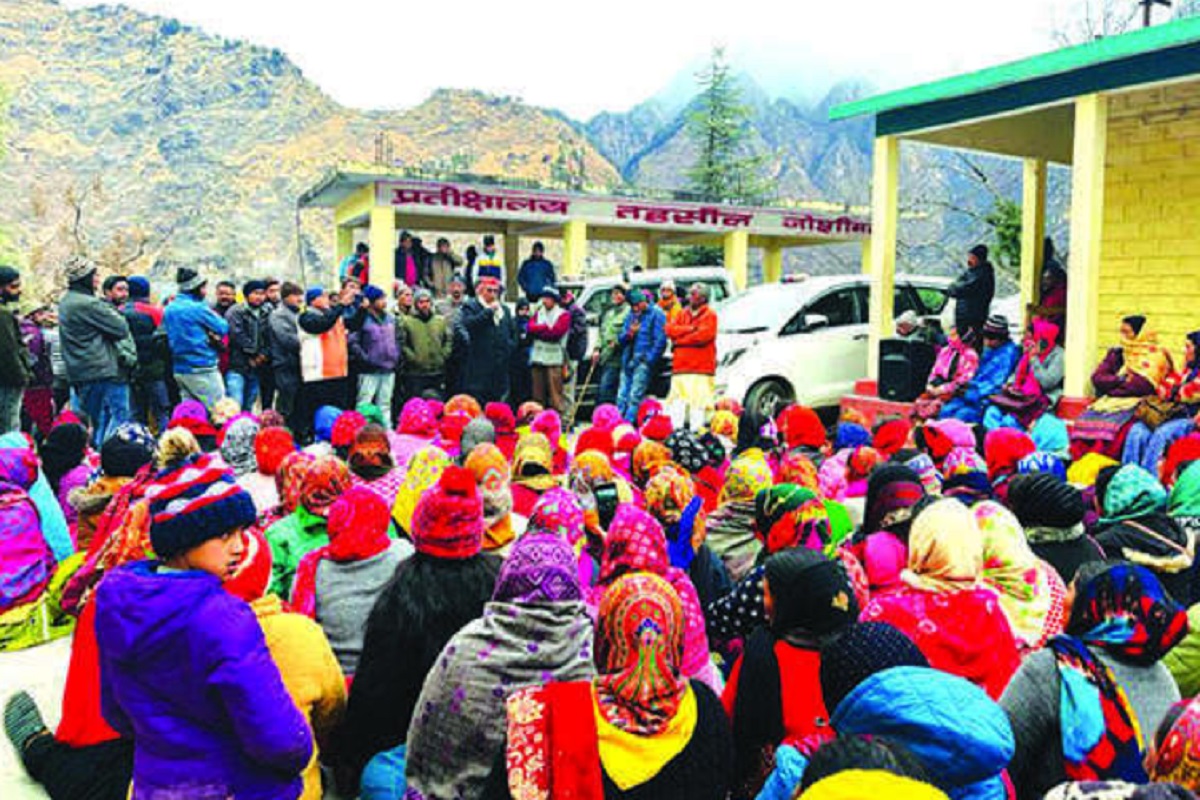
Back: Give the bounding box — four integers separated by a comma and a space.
260, 278, 282, 410
560, 289, 588, 423
269, 282, 303, 430
664, 282, 718, 430
473, 235, 504, 290
213, 281, 237, 318
0, 266, 31, 434
163, 266, 228, 409
394, 231, 430, 292
456, 277, 515, 403
298, 285, 351, 433
124, 276, 171, 430
593, 284, 630, 408
340, 242, 370, 285
350, 284, 400, 424
225, 279, 271, 412
617, 289, 666, 423
264, 278, 282, 310
428, 238, 463, 297
946, 244, 996, 346
526, 285, 570, 414
436, 274, 469, 396
435, 273, 469, 320
58, 256, 135, 445
657, 279, 683, 326
101, 275, 129, 309
400, 288, 452, 402
517, 241, 556, 304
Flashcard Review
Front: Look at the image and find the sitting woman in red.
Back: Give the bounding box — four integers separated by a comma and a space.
860, 497, 1021, 700
485, 572, 733, 800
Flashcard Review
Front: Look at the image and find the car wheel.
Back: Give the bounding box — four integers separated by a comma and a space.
745, 378, 794, 420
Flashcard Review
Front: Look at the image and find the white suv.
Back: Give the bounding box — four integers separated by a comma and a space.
715, 274, 969, 416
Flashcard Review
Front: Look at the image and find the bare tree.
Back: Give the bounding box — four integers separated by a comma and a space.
1051, 0, 1139, 45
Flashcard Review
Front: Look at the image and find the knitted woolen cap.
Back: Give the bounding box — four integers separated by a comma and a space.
1006, 473, 1086, 528
819, 622, 929, 715
411, 466, 484, 559
144, 454, 257, 558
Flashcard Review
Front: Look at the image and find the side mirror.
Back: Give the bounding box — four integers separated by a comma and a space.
804, 313, 830, 332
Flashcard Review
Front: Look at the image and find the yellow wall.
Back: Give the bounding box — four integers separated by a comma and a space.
1098, 80, 1200, 366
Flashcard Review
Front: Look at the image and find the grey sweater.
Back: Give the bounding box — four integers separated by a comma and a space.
315, 541, 413, 675
999, 647, 1180, 799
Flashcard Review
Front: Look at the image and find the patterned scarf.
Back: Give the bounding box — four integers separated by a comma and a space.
275, 451, 316, 515
1149, 697, 1200, 792
298, 454, 350, 518
777, 450, 819, 493
219, 416, 260, 477
1052, 565, 1189, 782
902, 498, 984, 593
594, 572, 687, 735
527, 487, 585, 546
512, 433, 559, 493
754, 484, 831, 555
348, 424, 395, 480
720, 452, 774, 505
493, 532, 582, 603
631, 440, 672, 488
394, 446, 452, 533
1121, 330, 1173, 388
465, 443, 515, 550
445, 393, 483, 419
1101, 464, 1168, 525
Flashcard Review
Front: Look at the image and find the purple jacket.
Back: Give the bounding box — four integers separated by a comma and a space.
349, 312, 400, 373
95, 561, 313, 800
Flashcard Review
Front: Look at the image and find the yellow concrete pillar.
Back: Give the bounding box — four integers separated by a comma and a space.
1064, 94, 1108, 399
336, 225, 354, 267
641, 238, 660, 270
866, 136, 900, 382
562, 219, 587, 277
763, 244, 784, 284
1020, 158, 1047, 330
723, 230, 749, 291
504, 230, 521, 301
368, 205, 395, 293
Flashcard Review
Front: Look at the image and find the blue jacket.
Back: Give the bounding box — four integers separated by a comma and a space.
832, 666, 1014, 800
96, 561, 312, 799
517, 256, 556, 300
620, 305, 667, 370
964, 341, 1021, 405
163, 293, 229, 374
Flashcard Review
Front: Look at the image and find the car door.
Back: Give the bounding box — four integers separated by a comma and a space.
782, 285, 867, 406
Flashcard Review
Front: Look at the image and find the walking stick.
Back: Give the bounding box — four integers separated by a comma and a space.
566, 358, 599, 431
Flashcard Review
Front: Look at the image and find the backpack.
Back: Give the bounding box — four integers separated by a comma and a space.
566, 304, 588, 362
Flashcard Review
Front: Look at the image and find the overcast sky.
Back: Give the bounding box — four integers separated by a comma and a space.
61, 0, 1133, 118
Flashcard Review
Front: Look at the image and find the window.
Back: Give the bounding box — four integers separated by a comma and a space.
914, 285, 949, 314
583, 289, 611, 317
782, 287, 861, 334
894, 286, 923, 317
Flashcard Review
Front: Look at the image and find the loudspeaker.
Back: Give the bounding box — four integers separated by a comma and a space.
878, 339, 937, 402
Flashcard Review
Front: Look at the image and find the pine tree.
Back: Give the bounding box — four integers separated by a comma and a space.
684, 48, 768, 204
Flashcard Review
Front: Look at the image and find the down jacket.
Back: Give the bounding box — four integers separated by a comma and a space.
95, 561, 313, 800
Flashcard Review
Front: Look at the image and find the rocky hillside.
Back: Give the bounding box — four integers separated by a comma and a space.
0, 0, 619, 296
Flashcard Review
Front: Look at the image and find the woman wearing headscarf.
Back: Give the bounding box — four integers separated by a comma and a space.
238, 426, 294, 514
666, 428, 723, 512
983, 427, 1037, 502
1007, 473, 1106, 584
1000, 563, 1187, 798
217, 414, 260, 479
984, 317, 1064, 430
914, 328, 980, 421
777, 404, 826, 460
510, 432, 561, 519
395, 532, 595, 800
1094, 463, 1195, 605
861, 498, 1021, 699
485, 402, 519, 461
68, 423, 157, 552
2, 431, 74, 563
916, 419, 977, 476
589, 504, 718, 690
166, 398, 218, 452
486, 572, 733, 800
1145, 696, 1200, 794
723, 548, 859, 796
630, 438, 672, 489
645, 466, 731, 610
1072, 316, 1173, 460
465, 442, 518, 553
1124, 330, 1200, 476
338, 467, 499, 792
530, 409, 569, 474
707, 451, 775, 582
290, 486, 412, 678
941, 316, 1023, 424
392, 446, 452, 536
264, 454, 351, 598
974, 500, 1068, 653
347, 423, 405, 511
860, 465, 926, 543
39, 421, 92, 527
391, 397, 439, 471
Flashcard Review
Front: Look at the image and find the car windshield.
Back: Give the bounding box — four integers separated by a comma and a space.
717, 287, 806, 334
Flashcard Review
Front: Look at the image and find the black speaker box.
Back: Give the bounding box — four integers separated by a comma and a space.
878, 339, 937, 402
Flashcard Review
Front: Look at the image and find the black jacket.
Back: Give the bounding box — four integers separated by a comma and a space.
456, 299, 517, 403
947, 261, 995, 331
225, 302, 271, 373
394, 243, 432, 288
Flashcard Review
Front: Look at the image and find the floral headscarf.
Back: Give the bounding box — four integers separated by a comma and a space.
393, 446, 453, 533
1101, 464, 1168, 524
720, 453, 774, 505
526, 487, 585, 546
331, 410, 368, 451
275, 451, 316, 515
219, 416, 260, 477
710, 410, 739, 441
754, 484, 832, 555
631, 440, 672, 487
1149, 697, 1200, 792
645, 467, 695, 526
511, 433, 559, 493
974, 500, 1066, 651
493, 531, 582, 604
903, 498, 984, 593
445, 394, 483, 419
464, 443, 514, 551
572, 450, 616, 487
298, 455, 351, 519
594, 572, 687, 735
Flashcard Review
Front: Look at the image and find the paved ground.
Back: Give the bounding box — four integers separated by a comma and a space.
0, 637, 70, 799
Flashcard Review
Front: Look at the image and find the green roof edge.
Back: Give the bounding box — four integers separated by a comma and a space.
829, 15, 1200, 122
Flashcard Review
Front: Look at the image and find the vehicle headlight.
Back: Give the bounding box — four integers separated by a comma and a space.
721, 348, 747, 367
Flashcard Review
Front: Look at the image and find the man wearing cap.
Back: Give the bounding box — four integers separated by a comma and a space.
400, 288, 452, 404
946, 244, 996, 346
163, 266, 229, 410
593, 283, 630, 408
941, 314, 1021, 424
0, 265, 31, 434
269, 282, 304, 429
350, 284, 400, 424
297, 285, 351, 429
224, 280, 272, 411
664, 282, 719, 430
473, 235, 505, 290
124, 276, 171, 430
526, 285, 570, 413
58, 255, 136, 444
617, 289, 667, 423
456, 277, 515, 403
428, 238, 463, 297
517, 241, 556, 304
